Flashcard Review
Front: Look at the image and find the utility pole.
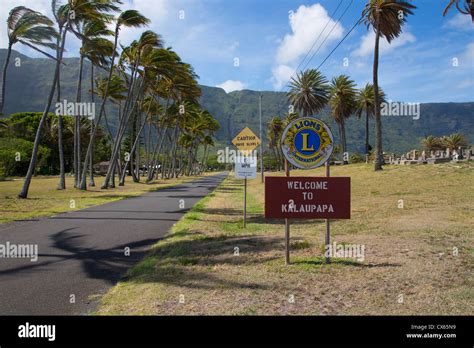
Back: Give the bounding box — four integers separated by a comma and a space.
259, 94, 264, 183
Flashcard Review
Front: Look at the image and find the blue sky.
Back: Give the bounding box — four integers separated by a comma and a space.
1, 0, 473, 102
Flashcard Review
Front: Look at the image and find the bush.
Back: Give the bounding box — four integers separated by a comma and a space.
349, 153, 365, 164
0, 138, 49, 177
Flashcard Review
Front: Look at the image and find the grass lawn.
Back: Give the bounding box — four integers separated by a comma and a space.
0, 173, 219, 224
96, 162, 473, 315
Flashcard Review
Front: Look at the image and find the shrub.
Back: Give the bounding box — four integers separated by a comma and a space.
349, 153, 365, 164
0, 138, 49, 177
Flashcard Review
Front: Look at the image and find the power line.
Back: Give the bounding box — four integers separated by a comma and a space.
284, 0, 357, 93
300, 0, 354, 74
286, 0, 344, 87
316, 15, 363, 71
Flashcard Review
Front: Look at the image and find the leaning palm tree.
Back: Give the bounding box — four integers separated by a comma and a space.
356, 83, 386, 156
361, 0, 416, 171
1, 6, 57, 114
443, 0, 474, 21
18, 0, 118, 198
287, 69, 329, 116
79, 9, 150, 190
100, 30, 164, 188
71, 19, 114, 188
329, 75, 357, 159
85, 37, 114, 187
52, 1, 68, 190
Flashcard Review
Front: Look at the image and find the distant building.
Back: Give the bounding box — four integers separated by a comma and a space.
94, 161, 109, 175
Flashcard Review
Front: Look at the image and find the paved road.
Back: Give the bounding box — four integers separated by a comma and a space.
0, 173, 227, 315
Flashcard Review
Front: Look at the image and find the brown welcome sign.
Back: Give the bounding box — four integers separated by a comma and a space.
265, 177, 351, 219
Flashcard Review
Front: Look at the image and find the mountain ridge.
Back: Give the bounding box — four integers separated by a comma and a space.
1, 49, 473, 153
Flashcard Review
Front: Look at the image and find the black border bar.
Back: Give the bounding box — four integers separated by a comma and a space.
0, 316, 472, 346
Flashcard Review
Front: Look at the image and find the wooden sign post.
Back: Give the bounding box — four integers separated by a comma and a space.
285, 159, 290, 265
264, 117, 352, 264
325, 161, 330, 263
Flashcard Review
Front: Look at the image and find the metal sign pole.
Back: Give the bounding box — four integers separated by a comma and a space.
325, 161, 331, 263
285, 159, 290, 265
259, 95, 264, 184
244, 176, 247, 228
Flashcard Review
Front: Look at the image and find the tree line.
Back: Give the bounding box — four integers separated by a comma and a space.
267, 0, 472, 171
0, 0, 220, 198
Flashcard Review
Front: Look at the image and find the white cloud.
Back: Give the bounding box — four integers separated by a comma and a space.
271, 3, 344, 91
216, 80, 246, 93
271, 64, 295, 90
353, 31, 416, 57
276, 4, 344, 65
461, 42, 474, 68
444, 13, 474, 31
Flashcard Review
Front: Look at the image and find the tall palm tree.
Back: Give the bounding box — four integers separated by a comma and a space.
79, 9, 150, 190
52, 0, 68, 190
19, 0, 118, 198
443, 0, 474, 21
356, 83, 386, 156
100, 30, 163, 188
71, 19, 114, 187
329, 75, 357, 159
86, 37, 114, 187
361, 0, 416, 171
1, 6, 57, 114
287, 69, 329, 116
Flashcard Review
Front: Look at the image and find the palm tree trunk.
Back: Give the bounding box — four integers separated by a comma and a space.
56, 31, 66, 190
89, 61, 95, 187
102, 79, 144, 189
18, 27, 68, 199
341, 120, 348, 164
0, 43, 13, 114
105, 69, 141, 187
119, 116, 146, 186
373, 10, 383, 171
337, 122, 343, 153
365, 108, 369, 156
74, 54, 85, 187
148, 126, 166, 182
79, 26, 120, 190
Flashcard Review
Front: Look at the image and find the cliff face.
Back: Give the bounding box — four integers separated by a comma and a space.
1, 49, 473, 153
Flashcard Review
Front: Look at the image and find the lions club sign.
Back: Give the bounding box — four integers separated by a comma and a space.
281, 117, 334, 170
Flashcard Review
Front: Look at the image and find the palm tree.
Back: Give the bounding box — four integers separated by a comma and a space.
71, 19, 114, 188
100, 30, 163, 188
1, 6, 57, 114
442, 133, 467, 151
287, 69, 329, 116
443, 0, 474, 21
361, 0, 416, 171
329, 75, 357, 160
19, 0, 118, 198
356, 83, 386, 156
421, 135, 442, 153
79, 10, 150, 190
52, 0, 68, 190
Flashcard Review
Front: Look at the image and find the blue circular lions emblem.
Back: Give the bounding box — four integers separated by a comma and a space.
281, 117, 334, 169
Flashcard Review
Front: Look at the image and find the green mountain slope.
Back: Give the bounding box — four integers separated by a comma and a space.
1, 49, 472, 153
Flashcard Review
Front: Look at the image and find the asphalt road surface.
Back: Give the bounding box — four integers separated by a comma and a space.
0, 172, 227, 315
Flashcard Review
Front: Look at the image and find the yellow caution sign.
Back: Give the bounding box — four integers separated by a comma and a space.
232, 127, 261, 153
